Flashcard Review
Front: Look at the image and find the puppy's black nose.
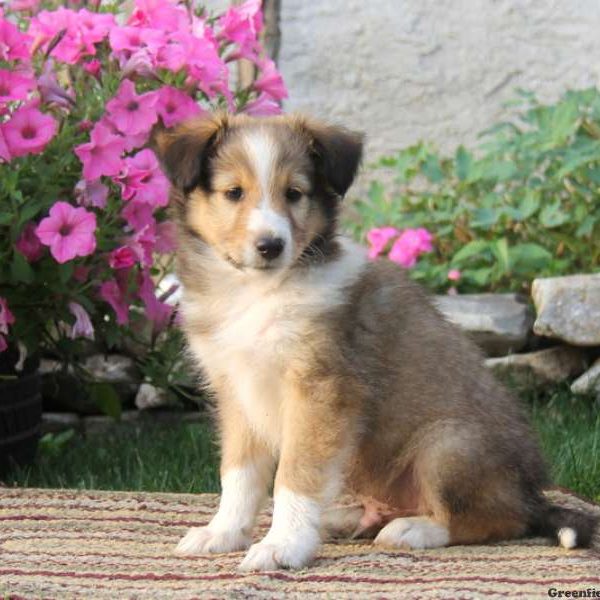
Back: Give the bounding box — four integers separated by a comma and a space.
256, 236, 284, 260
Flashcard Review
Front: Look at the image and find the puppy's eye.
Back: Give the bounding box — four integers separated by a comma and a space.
224, 187, 243, 202
285, 187, 302, 203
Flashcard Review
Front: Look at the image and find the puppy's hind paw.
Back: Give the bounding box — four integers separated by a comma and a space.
175, 526, 251, 556
374, 517, 449, 550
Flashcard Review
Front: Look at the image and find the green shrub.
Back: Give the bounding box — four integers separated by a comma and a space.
348, 88, 600, 293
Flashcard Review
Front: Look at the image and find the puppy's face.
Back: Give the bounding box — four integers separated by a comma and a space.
156, 113, 363, 273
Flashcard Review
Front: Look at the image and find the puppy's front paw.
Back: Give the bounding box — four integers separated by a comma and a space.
175, 526, 251, 556
238, 532, 319, 571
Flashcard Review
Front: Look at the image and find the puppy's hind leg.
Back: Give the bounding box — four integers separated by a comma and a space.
375, 423, 531, 550
374, 516, 450, 549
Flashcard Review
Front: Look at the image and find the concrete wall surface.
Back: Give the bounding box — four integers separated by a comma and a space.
278, 0, 600, 160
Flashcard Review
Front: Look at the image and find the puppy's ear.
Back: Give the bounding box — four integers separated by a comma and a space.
294, 116, 364, 198
153, 113, 229, 193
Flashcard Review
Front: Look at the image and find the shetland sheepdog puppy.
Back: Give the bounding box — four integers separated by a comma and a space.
155, 113, 596, 571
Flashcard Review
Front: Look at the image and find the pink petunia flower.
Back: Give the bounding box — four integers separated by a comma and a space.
138, 269, 173, 333
121, 202, 154, 233
0, 124, 11, 162
0, 334, 7, 352
109, 26, 165, 64
116, 148, 169, 207
0, 69, 35, 103
388, 227, 433, 268
155, 221, 177, 253
0, 16, 31, 61
157, 31, 227, 98
78, 119, 94, 133
448, 269, 461, 281
29, 8, 90, 64
37, 61, 75, 109
156, 85, 202, 128
15, 222, 44, 262
35, 201, 97, 264
9, 0, 41, 11
0, 296, 15, 336
76, 9, 115, 44
218, 0, 262, 61
121, 49, 155, 78
3, 104, 57, 158
127, 0, 189, 33
243, 92, 282, 116
74, 179, 109, 209
74, 121, 126, 180
29, 8, 114, 64
99, 279, 129, 325
366, 226, 399, 260
108, 245, 138, 270
253, 58, 288, 101
105, 79, 158, 136
68, 301, 94, 340
83, 59, 101, 78
127, 224, 156, 267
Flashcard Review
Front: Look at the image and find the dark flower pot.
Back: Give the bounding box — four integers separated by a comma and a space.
0, 371, 42, 477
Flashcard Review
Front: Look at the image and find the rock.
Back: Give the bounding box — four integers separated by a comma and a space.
41, 354, 140, 413
485, 346, 587, 388
532, 274, 600, 346
571, 358, 600, 399
433, 293, 533, 356
41, 412, 81, 434
83, 354, 139, 383
135, 383, 172, 410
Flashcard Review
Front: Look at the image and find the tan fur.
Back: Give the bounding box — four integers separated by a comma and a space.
155, 113, 595, 568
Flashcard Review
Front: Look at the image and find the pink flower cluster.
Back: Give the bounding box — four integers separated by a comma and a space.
367, 226, 434, 268
0, 14, 56, 162
1, 0, 288, 351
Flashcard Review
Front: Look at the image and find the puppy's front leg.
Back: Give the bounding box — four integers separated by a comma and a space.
240, 374, 355, 571
176, 392, 274, 555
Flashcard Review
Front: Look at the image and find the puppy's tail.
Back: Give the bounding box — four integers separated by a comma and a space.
530, 501, 598, 549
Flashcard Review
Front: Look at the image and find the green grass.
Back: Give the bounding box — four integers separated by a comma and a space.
3, 387, 599, 502
530, 387, 600, 503
4, 421, 220, 493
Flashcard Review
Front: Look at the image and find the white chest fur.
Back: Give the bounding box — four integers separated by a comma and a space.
183, 239, 367, 451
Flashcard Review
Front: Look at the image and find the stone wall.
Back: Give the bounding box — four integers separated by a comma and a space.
278, 0, 600, 160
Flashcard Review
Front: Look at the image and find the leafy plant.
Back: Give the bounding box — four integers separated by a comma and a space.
0, 0, 286, 412
350, 88, 600, 292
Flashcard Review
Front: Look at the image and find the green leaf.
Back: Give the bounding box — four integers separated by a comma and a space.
492, 238, 510, 274
0, 213, 13, 226
482, 161, 518, 182
11, 252, 35, 284
575, 215, 596, 238
455, 146, 472, 181
452, 240, 491, 263
16, 199, 47, 228
516, 190, 541, 220
59, 261, 74, 284
89, 382, 122, 419
539, 201, 569, 228
422, 154, 444, 183
463, 268, 492, 286
471, 207, 500, 229
508, 243, 552, 271
550, 98, 579, 143
367, 180, 385, 207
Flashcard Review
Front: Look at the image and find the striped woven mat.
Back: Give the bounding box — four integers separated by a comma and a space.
0, 488, 599, 599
